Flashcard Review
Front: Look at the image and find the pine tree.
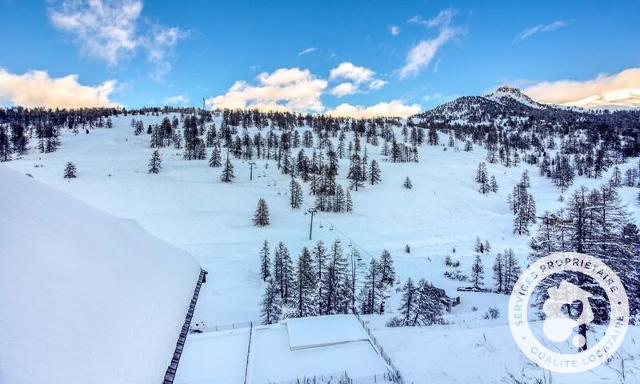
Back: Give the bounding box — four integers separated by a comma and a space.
403, 177, 413, 189
347, 152, 364, 191
476, 162, 490, 194
413, 279, 445, 325
64, 162, 77, 179
253, 198, 270, 226
360, 258, 383, 314
259, 240, 271, 281
261, 278, 282, 325
511, 181, 536, 235
502, 248, 521, 294
0, 126, 11, 161
470, 254, 484, 290
321, 239, 348, 314
379, 249, 395, 288
610, 166, 623, 188
345, 190, 353, 212
493, 252, 505, 293
289, 178, 303, 209
394, 278, 417, 326
312, 241, 328, 314
209, 143, 222, 167
490, 175, 499, 193
369, 160, 381, 185
272, 242, 294, 304
220, 151, 235, 182
148, 150, 162, 174
293, 247, 317, 317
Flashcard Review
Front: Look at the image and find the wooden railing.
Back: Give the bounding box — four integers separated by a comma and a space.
163, 269, 207, 384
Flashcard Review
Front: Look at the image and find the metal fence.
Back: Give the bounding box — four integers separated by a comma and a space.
268, 371, 397, 384
353, 313, 404, 384
189, 320, 254, 334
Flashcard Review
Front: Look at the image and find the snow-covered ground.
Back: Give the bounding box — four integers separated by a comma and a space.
286, 314, 369, 349
0, 165, 201, 384
175, 328, 250, 384
175, 315, 390, 384
4, 113, 640, 383
251, 322, 389, 383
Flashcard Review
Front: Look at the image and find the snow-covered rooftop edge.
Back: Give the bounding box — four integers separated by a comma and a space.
0, 165, 201, 384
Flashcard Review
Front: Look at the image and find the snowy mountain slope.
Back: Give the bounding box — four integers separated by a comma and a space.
4, 112, 640, 383
0, 165, 201, 384
567, 88, 640, 110
414, 86, 640, 128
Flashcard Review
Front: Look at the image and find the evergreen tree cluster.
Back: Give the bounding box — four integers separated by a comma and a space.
259, 240, 395, 324
387, 278, 446, 327
530, 185, 640, 323
508, 171, 536, 235
475, 162, 498, 194
492, 248, 521, 294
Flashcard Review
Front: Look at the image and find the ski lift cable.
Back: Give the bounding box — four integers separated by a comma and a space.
260, 163, 378, 260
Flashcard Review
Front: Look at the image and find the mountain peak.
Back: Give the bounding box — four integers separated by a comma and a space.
495, 85, 524, 95
486, 86, 544, 109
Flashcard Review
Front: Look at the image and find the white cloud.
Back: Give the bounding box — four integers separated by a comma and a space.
49, 0, 185, 80
524, 67, 640, 109
0, 69, 118, 108
400, 27, 457, 78
206, 67, 327, 112
389, 25, 400, 36
515, 20, 570, 41
298, 47, 317, 56
144, 26, 188, 81
326, 100, 421, 118
330, 82, 357, 97
329, 62, 386, 97
369, 79, 388, 90
400, 9, 459, 78
408, 8, 456, 28
163, 94, 189, 105
330, 62, 375, 84
49, 0, 141, 65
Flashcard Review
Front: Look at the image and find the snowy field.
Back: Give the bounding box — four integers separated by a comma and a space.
5, 113, 640, 383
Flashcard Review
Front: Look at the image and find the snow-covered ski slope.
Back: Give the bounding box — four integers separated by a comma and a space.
0, 165, 201, 384
4, 112, 640, 383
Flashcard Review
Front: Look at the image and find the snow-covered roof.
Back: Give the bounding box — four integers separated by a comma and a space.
286, 314, 369, 350
0, 166, 201, 384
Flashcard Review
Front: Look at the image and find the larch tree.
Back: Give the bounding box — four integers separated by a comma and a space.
148, 150, 162, 174
470, 254, 485, 290
261, 278, 282, 325
253, 198, 270, 226
220, 151, 235, 182
289, 177, 303, 209
209, 143, 222, 167
293, 247, 317, 317
259, 240, 271, 281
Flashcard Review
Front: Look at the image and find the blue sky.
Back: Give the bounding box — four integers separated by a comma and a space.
0, 0, 639, 115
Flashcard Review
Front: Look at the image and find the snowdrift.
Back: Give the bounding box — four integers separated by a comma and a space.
0, 166, 201, 384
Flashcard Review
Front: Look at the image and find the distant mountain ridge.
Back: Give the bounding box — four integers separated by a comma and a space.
412, 86, 640, 131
